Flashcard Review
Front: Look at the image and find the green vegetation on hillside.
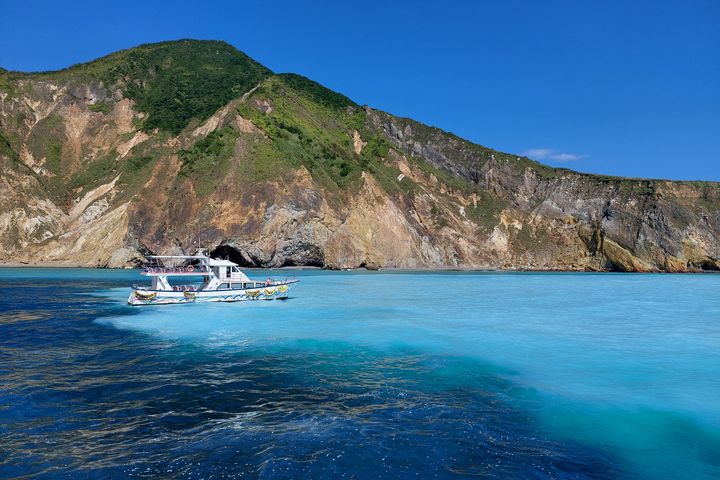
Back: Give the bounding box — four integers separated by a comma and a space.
0, 131, 19, 161
235, 75, 366, 191
8, 40, 272, 136
105, 40, 271, 135
26, 115, 65, 176
230, 73, 425, 199
179, 126, 239, 196
46, 143, 62, 172
0, 75, 16, 97
88, 101, 113, 114
465, 192, 508, 229
0, 127, 37, 182
119, 154, 158, 194
277, 74, 355, 110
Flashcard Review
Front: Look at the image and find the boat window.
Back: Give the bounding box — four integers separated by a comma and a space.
232, 284, 243, 290
226, 267, 231, 278
219, 283, 230, 289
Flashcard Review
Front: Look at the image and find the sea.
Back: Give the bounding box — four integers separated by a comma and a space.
0, 268, 718, 479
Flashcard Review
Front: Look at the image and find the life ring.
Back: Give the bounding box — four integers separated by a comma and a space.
187, 266, 194, 273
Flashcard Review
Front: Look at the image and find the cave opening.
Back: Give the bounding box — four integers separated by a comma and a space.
697, 261, 719, 271
209, 245, 257, 268
604, 259, 626, 272
279, 257, 324, 268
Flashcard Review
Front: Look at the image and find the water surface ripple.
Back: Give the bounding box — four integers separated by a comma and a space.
0, 269, 718, 479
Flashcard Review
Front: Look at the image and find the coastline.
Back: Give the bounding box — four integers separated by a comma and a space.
1, 260, 716, 273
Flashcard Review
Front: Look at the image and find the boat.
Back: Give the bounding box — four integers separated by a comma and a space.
127, 253, 298, 306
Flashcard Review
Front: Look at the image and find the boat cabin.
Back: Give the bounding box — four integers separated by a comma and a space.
140, 255, 263, 292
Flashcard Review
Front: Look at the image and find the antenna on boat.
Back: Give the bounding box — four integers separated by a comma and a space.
193, 235, 208, 258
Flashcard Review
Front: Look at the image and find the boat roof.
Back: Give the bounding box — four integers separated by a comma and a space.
146, 255, 239, 267
208, 258, 238, 266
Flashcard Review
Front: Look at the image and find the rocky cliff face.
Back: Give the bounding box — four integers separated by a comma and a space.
1, 40, 718, 271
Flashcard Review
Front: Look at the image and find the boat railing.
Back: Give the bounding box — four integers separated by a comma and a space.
142, 265, 210, 274
132, 284, 202, 292
170, 285, 200, 292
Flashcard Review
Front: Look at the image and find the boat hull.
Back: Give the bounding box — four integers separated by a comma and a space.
127, 281, 297, 306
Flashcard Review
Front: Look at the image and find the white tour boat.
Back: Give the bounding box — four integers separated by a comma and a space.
128, 253, 298, 306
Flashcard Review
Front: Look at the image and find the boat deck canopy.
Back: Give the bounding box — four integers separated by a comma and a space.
208, 259, 238, 266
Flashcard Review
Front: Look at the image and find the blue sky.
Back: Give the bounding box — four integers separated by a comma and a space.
1, 0, 718, 180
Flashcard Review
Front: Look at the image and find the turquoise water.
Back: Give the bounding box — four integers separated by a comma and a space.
1, 269, 718, 478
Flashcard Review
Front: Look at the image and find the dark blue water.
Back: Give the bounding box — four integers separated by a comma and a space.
1, 269, 718, 479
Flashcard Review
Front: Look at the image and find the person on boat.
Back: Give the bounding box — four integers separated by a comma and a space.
265, 278, 272, 286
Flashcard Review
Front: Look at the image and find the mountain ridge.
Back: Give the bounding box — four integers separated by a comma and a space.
0, 40, 718, 271
3, 39, 712, 182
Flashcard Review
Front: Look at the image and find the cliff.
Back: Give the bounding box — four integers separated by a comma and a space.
1, 40, 718, 271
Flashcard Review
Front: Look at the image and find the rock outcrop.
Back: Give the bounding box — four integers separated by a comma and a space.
0, 40, 718, 271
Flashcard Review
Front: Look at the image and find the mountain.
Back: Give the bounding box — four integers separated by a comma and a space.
0, 39, 718, 271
